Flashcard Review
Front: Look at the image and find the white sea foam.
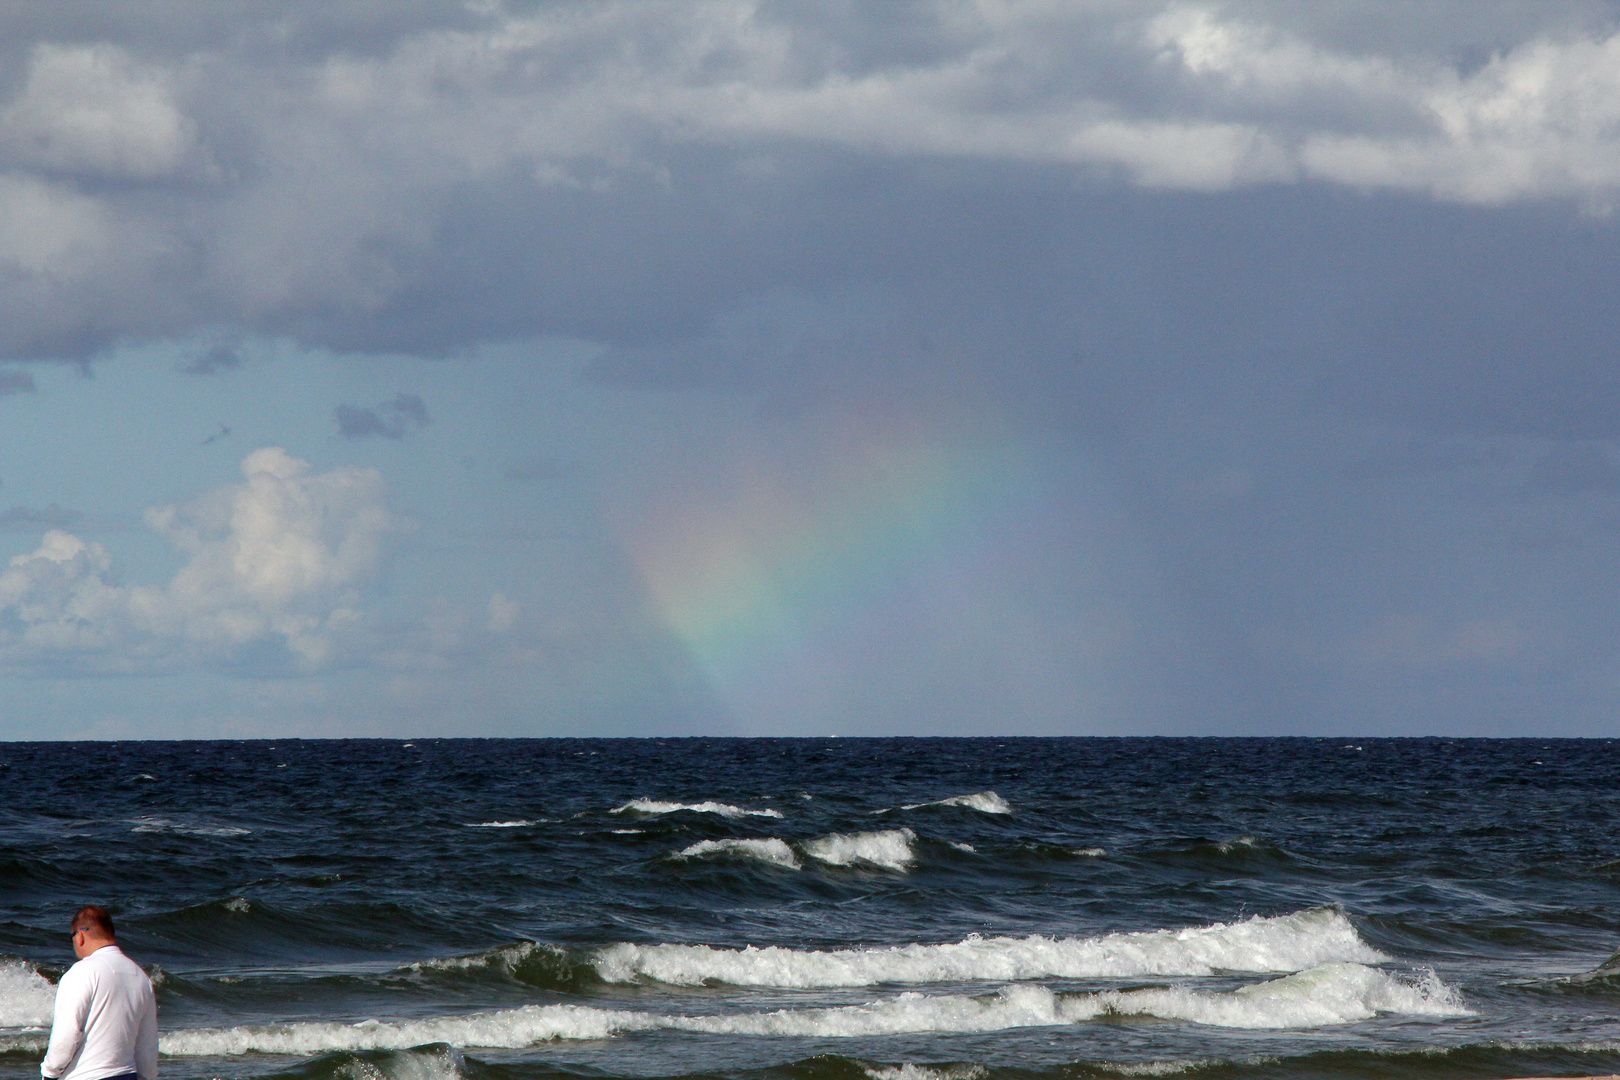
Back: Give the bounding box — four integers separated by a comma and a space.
465, 821, 536, 828
159, 1003, 638, 1055
899, 792, 1013, 815
676, 838, 802, 870
610, 799, 782, 819
359, 1043, 467, 1080
155, 961, 1466, 1054
802, 829, 917, 870
0, 959, 56, 1030
864, 1065, 986, 1080
1073, 848, 1107, 857
590, 908, 1384, 988
129, 817, 251, 837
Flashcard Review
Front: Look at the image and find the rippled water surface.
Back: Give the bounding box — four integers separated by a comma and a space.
5, 738, 1620, 1080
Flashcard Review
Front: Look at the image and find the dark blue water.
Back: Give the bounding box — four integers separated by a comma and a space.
5, 738, 1620, 1080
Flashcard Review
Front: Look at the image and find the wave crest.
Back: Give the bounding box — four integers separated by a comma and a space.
590, 908, 1384, 988
676, 838, 802, 869
899, 793, 1013, 814
610, 799, 782, 819
802, 829, 917, 870
155, 960, 1466, 1054
401, 942, 588, 992
0, 959, 54, 1030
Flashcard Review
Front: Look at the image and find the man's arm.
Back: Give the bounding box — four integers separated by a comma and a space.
40, 968, 89, 1079
134, 981, 157, 1080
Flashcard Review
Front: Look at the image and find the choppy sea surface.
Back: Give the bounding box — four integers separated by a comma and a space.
4, 738, 1620, 1080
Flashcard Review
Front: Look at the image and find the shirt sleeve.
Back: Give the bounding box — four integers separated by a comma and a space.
40, 967, 90, 1080
135, 977, 158, 1080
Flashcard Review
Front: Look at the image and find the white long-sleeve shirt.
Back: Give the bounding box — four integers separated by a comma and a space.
41, 945, 158, 1080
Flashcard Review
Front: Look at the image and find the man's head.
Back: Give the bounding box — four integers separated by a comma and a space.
70, 906, 115, 959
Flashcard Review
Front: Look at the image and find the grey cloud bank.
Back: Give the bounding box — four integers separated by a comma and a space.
0, 2, 1618, 736
0, 1, 1618, 361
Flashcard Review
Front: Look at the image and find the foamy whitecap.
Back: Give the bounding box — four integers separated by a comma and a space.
1092, 962, 1469, 1028
1101, 1061, 1223, 1076
610, 799, 783, 819
129, 817, 251, 837
676, 838, 802, 870
864, 1065, 987, 1080
155, 961, 1466, 1053
590, 908, 1384, 987
802, 829, 916, 870
159, 1003, 637, 1055
899, 792, 1013, 814
0, 959, 56, 1029
465, 821, 536, 828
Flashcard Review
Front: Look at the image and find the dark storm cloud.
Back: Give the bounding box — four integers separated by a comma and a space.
7, 0, 1620, 734
336, 393, 429, 440
0, 0, 1617, 380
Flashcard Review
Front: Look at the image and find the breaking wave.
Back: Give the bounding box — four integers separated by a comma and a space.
802, 829, 917, 870
676, 838, 802, 869
590, 908, 1382, 987
156, 961, 1464, 1054
670, 829, 918, 873
898, 793, 1013, 814
0, 959, 54, 1030
863, 1065, 987, 1080
400, 942, 586, 991
610, 800, 783, 819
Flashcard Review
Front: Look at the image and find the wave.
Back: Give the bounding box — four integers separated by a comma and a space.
154, 961, 1464, 1054
128, 816, 252, 837
395, 942, 601, 994
0, 959, 54, 1030
671, 829, 917, 873
610, 800, 782, 819
676, 838, 802, 869
864, 1065, 987, 1080
590, 908, 1383, 987
897, 793, 1013, 815
463, 821, 538, 828
802, 829, 916, 870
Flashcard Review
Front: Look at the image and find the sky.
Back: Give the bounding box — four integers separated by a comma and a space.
2, 1, 1620, 738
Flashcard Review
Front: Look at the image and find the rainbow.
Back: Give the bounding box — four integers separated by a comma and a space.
624, 412, 1055, 717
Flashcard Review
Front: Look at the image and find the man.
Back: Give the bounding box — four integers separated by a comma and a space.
41, 907, 157, 1080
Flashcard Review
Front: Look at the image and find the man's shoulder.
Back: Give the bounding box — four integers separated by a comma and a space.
83, 945, 144, 977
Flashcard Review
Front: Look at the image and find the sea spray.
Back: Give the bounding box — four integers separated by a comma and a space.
0, 960, 54, 1030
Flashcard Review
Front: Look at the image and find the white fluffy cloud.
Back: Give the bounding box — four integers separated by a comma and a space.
0, 2, 1618, 359
0, 448, 396, 672
0, 43, 204, 180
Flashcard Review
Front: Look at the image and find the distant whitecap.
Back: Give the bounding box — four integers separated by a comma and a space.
610, 799, 783, 819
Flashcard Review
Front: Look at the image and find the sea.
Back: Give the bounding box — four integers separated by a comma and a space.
4, 738, 1620, 1080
